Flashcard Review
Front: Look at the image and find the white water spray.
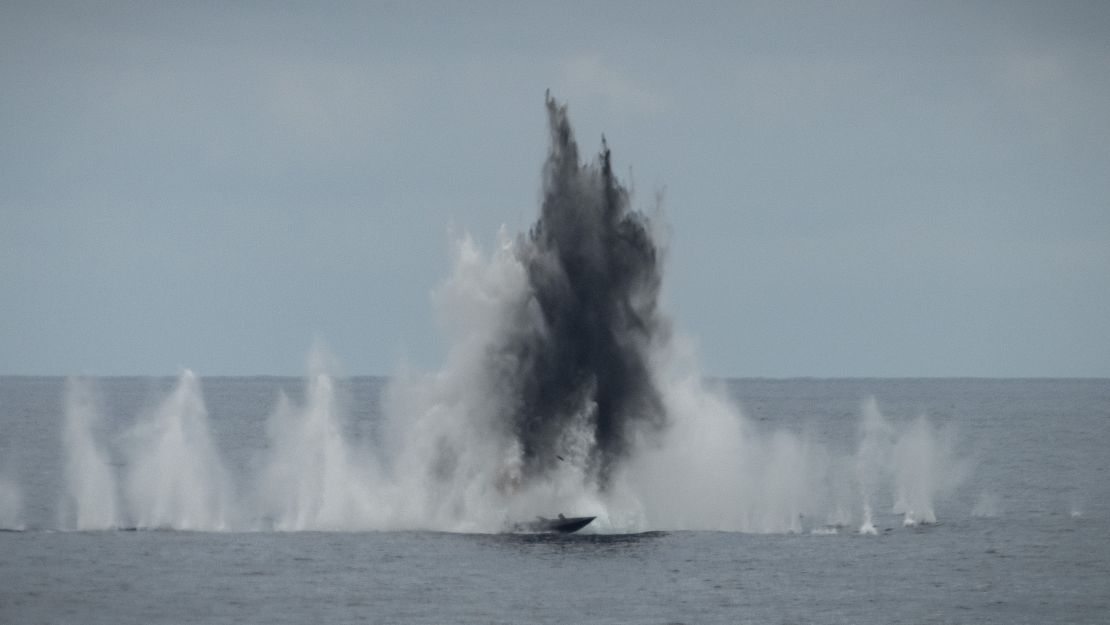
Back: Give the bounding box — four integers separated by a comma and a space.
61, 378, 119, 530
125, 371, 232, 530
894, 416, 937, 525
856, 397, 892, 534
892, 415, 964, 526
259, 350, 384, 530
619, 360, 835, 533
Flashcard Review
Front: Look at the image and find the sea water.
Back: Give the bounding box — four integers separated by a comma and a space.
1, 377, 1108, 624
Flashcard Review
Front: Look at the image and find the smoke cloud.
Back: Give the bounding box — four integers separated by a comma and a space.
491, 93, 666, 489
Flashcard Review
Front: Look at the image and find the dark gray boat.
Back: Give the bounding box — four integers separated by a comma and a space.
513, 514, 596, 534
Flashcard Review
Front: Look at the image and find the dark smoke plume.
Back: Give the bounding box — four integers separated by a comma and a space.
494, 93, 667, 489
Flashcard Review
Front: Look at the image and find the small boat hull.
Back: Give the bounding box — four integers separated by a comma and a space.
513, 515, 596, 534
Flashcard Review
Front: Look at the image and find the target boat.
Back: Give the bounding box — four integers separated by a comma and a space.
513, 514, 596, 534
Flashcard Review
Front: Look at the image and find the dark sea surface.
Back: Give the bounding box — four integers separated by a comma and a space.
1, 377, 1108, 624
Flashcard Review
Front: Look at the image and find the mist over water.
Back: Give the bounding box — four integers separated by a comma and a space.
25, 96, 970, 534
0, 476, 22, 530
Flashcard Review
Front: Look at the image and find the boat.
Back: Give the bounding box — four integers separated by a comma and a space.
512, 513, 596, 534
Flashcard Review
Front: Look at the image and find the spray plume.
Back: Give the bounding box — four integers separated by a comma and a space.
492, 93, 666, 489
62, 378, 119, 529
48, 94, 969, 533
125, 371, 233, 530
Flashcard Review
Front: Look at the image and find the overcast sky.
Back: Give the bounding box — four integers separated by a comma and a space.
3, 1, 1108, 377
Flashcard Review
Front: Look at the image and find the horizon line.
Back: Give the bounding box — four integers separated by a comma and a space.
2, 372, 1107, 381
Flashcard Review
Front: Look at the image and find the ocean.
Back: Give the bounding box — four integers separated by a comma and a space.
1, 376, 1108, 624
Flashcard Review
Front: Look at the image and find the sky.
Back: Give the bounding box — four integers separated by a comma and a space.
2, 1, 1108, 377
